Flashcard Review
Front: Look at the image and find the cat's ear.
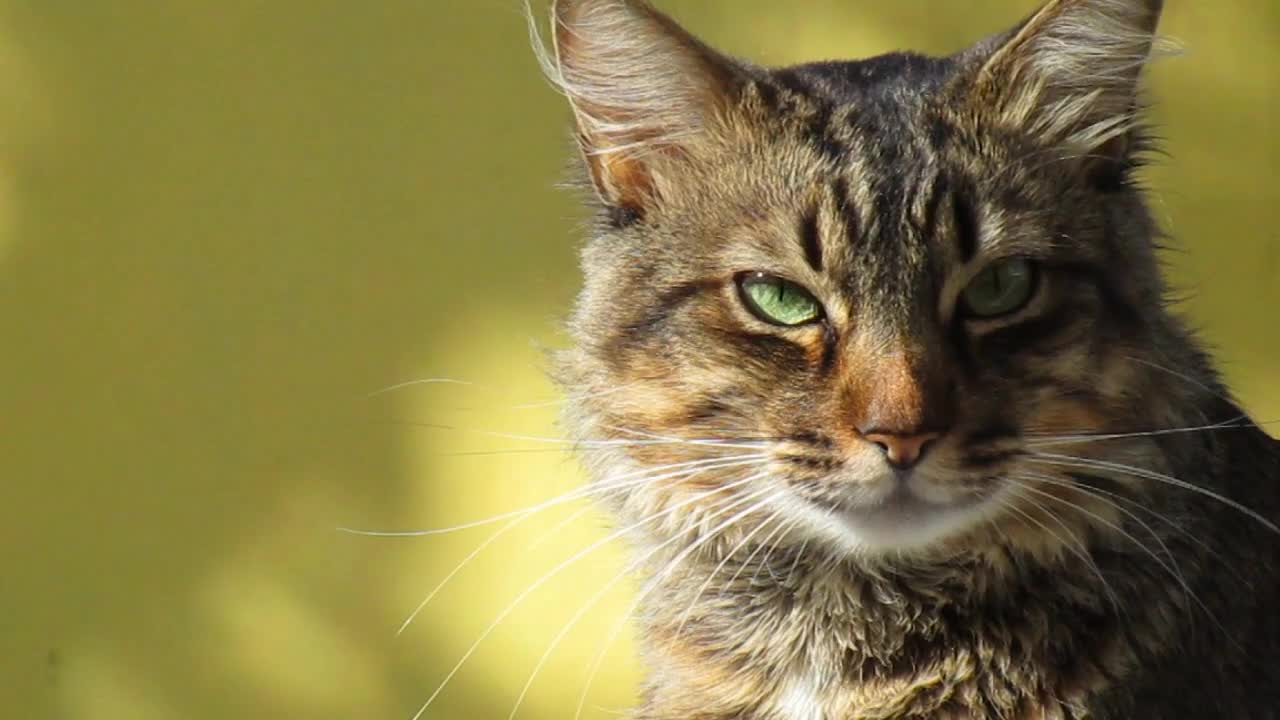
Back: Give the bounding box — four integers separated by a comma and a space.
545, 0, 742, 219
970, 0, 1165, 163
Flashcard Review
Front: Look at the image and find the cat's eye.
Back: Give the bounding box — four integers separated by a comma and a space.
737, 272, 823, 326
961, 258, 1038, 318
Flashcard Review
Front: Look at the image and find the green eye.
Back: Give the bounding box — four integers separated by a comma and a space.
961, 258, 1038, 318
737, 272, 823, 326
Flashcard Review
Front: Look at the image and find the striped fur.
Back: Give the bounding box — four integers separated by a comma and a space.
542, 1, 1280, 717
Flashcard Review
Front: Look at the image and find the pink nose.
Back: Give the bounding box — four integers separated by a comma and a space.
863, 431, 941, 469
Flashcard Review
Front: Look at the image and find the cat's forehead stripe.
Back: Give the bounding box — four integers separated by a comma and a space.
950, 185, 980, 262
763, 72, 851, 164
799, 204, 823, 272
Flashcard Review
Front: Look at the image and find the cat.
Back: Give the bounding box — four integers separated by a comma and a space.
540, 0, 1280, 718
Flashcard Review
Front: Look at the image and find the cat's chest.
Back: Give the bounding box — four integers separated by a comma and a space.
651, 598, 1102, 720
762, 670, 1085, 720
641, 555, 1125, 719
770, 671, 827, 720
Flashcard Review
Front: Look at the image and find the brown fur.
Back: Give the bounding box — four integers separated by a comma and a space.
541, 1, 1280, 717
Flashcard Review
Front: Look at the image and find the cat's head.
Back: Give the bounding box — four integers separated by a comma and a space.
547, 0, 1203, 560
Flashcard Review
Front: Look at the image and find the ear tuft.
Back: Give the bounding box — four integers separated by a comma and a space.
974, 0, 1169, 157
532, 0, 741, 217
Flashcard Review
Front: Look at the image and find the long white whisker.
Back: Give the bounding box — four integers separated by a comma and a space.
1123, 355, 1231, 402
511, 553, 645, 720
365, 377, 478, 398
716, 514, 794, 602
341, 454, 766, 537
753, 519, 803, 586
386, 457, 766, 636
384, 420, 771, 451
395, 515, 523, 638
525, 505, 596, 555
1017, 472, 1181, 576
1015, 474, 1243, 650
505, 486, 781, 720
1024, 470, 1253, 590
576, 511, 794, 720
781, 536, 810, 586
367, 374, 640, 412
574, 588, 639, 720
427, 447, 577, 458
1010, 477, 1199, 619
407, 472, 770, 720
671, 507, 786, 638
394, 501, 599, 638
1028, 452, 1280, 536
1027, 415, 1250, 447
1001, 488, 1123, 616
508, 384, 633, 410
984, 504, 1017, 549
600, 424, 776, 449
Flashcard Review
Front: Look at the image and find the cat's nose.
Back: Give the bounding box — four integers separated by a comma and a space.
862, 430, 941, 470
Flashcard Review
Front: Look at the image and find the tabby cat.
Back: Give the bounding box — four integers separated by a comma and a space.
542, 0, 1280, 717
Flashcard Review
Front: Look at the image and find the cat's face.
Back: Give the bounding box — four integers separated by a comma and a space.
551, 0, 1180, 558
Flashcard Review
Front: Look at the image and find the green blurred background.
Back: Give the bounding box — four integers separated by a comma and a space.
0, 1, 1274, 718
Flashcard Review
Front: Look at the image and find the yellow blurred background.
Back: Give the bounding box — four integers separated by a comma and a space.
0, 1, 1274, 718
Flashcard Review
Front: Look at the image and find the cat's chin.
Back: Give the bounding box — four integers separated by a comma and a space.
788, 478, 1004, 555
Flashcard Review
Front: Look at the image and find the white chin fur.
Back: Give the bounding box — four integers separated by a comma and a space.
779, 481, 1005, 556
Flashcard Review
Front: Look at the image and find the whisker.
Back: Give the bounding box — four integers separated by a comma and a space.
1026, 415, 1252, 447
426, 447, 577, 458
393, 500, 602, 638
641, 495, 784, 605
365, 377, 479, 398
752, 519, 803, 587
525, 505, 596, 555
1028, 452, 1280, 536
508, 384, 635, 410
1000, 488, 1123, 616
716, 514, 795, 601
984, 505, 1017, 550
380, 419, 776, 453
407, 472, 771, 720
1015, 474, 1246, 651
600, 424, 778, 449
1026, 470, 1253, 590
1122, 355, 1231, 402
575, 589, 641, 720
367, 374, 643, 413
341, 454, 767, 537
375, 420, 747, 448
1009, 476, 1205, 626
671, 508, 787, 639
509, 551, 647, 720
1016, 473, 1180, 574
505, 486, 782, 720
577, 515, 796, 720
376, 458, 768, 635
782, 535, 811, 586
394, 515, 524, 637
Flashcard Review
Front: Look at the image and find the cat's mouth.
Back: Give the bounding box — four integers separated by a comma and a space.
800, 475, 1003, 551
